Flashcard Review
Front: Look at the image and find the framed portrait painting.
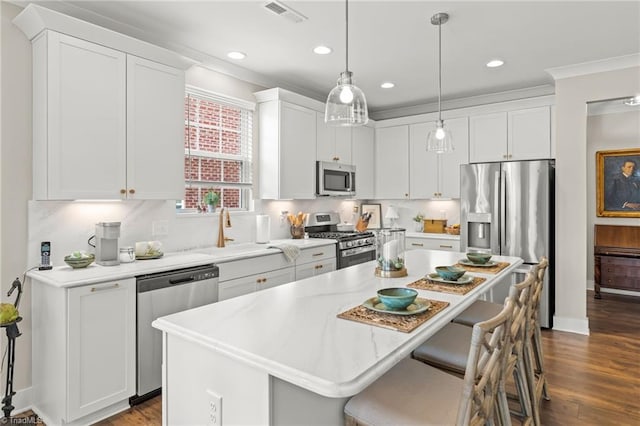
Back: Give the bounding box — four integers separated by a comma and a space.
361, 203, 382, 229
596, 148, 640, 218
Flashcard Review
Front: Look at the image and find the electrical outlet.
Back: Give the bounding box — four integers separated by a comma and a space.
206, 389, 222, 426
152, 220, 169, 237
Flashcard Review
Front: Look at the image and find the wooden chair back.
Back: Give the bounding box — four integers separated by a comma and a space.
457, 297, 514, 426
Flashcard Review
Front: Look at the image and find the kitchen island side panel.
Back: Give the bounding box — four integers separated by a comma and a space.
164, 332, 270, 425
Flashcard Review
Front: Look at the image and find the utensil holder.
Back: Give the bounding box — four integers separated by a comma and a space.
290, 225, 304, 239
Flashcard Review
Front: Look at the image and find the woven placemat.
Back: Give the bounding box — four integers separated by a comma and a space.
407, 276, 487, 295
454, 261, 511, 274
337, 298, 449, 333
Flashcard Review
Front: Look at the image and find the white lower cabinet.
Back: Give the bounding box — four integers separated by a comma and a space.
218, 245, 337, 301
219, 267, 296, 301
31, 277, 136, 424
406, 236, 460, 252
295, 246, 337, 280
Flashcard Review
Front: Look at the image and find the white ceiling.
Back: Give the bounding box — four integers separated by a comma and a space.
14, 1, 640, 118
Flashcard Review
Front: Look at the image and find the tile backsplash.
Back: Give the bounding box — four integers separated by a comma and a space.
27, 198, 460, 267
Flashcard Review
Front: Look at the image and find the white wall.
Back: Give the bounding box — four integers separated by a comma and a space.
553, 65, 640, 334
586, 108, 640, 285
1, 1, 34, 395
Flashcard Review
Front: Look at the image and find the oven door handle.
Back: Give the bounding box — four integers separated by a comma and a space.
341, 245, 376, 257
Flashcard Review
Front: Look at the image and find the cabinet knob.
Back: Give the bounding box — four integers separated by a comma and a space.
503, 154, 508, 159
129, 189, 136, 194
405, 193, 409, 197
120, 189, 126, 195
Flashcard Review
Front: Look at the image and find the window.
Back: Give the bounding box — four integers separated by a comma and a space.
178, 86, 254, 212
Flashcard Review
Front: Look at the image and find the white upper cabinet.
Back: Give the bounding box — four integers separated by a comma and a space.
352, 125, 375, 199
470, 106, 551, 163
126, 55, 185, 199
375, 125, 410, 199
409, 117, 469, 199
258, 99, 316, 199
21, 13, 188, 200
316, 112, 352, 164
507, 107, 551, 161
34, 32, 128, 200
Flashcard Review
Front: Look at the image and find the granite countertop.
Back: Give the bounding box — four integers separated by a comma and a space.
27, 238, 336, 288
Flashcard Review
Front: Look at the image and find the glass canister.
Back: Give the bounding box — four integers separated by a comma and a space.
119, 246, 135, 263
375, 228, 408, 277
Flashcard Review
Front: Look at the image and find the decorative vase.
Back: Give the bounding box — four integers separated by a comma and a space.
207, 205, 215, 213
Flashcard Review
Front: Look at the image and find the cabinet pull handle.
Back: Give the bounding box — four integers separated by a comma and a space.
91, 283, 120, 292
120, 189, 126, 195
411, 243, 424, 247
439, 244, 453, 249
129, 189, 136, 194
312, 252, 324, 257
314, 264, 323, 269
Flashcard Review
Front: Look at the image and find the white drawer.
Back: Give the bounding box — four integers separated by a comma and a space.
296, 244, 336, 264
406, 237, 459, 252
218, 253, 290, 282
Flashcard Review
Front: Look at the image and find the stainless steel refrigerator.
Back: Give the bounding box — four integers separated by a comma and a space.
460, 160, 554, 328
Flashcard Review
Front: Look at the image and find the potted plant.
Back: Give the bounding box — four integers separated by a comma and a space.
412, 213, 424, 232
204, 191, 219, 213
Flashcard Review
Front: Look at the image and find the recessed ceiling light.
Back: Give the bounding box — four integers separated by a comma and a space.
227, 51, 246, 60
381, 82, 395, 89
623, 95, 640, 106
486, 59, 504, 68
313, 45, 332, 55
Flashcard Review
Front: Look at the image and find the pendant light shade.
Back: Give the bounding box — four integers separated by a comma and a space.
325, 0, 368, 126
427, 12, 453, 153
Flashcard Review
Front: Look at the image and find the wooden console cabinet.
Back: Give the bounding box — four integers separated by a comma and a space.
594, 225, 640, 298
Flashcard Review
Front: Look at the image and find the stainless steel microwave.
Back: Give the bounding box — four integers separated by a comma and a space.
316, 161, 356, 197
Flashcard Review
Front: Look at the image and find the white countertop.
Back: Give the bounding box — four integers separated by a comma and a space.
153, 249, 522, 398
27, 238, 336, 288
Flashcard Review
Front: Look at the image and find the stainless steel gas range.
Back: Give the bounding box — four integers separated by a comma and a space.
306, 212, 376, 269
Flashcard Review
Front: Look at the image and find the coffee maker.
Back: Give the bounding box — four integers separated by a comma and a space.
95, 222, 121, 266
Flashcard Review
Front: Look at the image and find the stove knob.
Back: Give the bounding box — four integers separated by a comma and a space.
347, 240, 355, 248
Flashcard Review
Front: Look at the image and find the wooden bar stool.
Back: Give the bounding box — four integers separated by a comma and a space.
452, 257, 550, 425
344, 298, 514, 426
412, 273, 536, 425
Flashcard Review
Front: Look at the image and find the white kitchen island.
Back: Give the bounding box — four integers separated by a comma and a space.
153, 249, 523, 425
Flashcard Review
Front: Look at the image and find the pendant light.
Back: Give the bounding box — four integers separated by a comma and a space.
427, 12, 453, 153
325, 0, 368, 126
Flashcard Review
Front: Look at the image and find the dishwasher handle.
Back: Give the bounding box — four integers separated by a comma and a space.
169, 276, 195, 285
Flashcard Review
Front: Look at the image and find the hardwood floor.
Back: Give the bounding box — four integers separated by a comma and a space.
537, 291, 640, 426
18, 290, 640, 425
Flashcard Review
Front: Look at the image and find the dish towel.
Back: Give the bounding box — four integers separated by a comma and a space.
267, 244, 300, 262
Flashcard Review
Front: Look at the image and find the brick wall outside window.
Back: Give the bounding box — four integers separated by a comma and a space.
179, 91, 252, 212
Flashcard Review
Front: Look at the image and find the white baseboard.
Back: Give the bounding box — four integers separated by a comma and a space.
8, 386, 33, 416
553, 315, 590, 335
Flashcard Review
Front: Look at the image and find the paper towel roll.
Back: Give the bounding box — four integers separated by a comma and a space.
256, 215, 270, 244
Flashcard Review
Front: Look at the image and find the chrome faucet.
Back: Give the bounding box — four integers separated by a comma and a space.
217, 208, 234, 247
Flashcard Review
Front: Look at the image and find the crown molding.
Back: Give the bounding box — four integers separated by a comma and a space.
546, 53, 640, 81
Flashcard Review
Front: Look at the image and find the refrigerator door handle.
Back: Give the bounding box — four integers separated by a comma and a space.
493, 170, 501, 254
500, 170, 507, 254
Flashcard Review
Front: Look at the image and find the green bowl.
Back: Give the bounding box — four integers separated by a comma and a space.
435, 265, 466, 281
64, 254, 95, 269
466, 252, 492, 264
377, 288, 418, 310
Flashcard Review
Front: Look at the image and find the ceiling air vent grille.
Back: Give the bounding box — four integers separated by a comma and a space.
263, 1, 308, 23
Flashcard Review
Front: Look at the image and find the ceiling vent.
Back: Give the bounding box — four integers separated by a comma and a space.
264, 1, 308, 23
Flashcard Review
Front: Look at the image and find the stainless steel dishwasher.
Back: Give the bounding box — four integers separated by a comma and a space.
132, 264, 219, 404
